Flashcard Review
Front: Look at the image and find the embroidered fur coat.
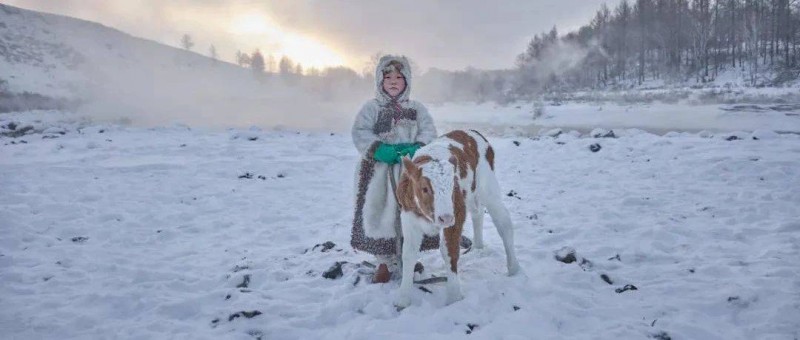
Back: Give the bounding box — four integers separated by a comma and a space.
350, 55, 440, 255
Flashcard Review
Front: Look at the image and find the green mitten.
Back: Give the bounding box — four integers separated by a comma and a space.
373, 143, 400, 164
397, 143, 421, 158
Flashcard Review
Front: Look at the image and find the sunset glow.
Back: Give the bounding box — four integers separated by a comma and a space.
230, 13, 272, 35
229, 13, 345, 70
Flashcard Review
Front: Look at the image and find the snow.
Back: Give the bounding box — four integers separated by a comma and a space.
432, 101, 800, 136
2, 109, 799, 339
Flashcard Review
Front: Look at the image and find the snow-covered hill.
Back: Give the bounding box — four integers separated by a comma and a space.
0, 3, 254, 98
0, 4, 366, 130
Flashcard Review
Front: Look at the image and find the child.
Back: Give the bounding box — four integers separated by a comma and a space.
351, 55, 440, 283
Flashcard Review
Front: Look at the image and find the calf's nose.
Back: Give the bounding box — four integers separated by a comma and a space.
437, 214, 455, 226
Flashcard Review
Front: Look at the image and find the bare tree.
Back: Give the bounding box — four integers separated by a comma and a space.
279, 56, 294, 76
180, 34, 194, 51
251, 49, 265, 75
209, 45, 218, 64
236, 50, 251, 67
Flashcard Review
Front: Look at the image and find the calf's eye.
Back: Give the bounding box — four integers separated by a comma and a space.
422, 187, 428, 194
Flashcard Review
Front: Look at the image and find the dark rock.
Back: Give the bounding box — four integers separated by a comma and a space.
248, 137, 258, 141
506, 190, 521, 199
726, 135, 739, 141
650, 331, 671, 340
591, 129, 617, 138
608, 254, 621, 261
466, 323, 478, 334
228, 310, 262, 321
7, 122, 17, 130
236, 274, 250, 288
418, 286, 432, 294
512, 140, 520, 146
615, 284, 638, 293
554, 247, 577, 264
579, 258, 594, 271
277, 173, 286, 178
600, 274, 614, 285
240, 310, 261, 318
71, 236, 89, 243
322, 261, 346, 279
727, 295, 751, 308
460, 235, 473, 250
589, 143, 602, 152
513, 305, 521, 311
312, 241, 336, 252
3, 125, 34, 138
238, 172, 253, 179
248, 330, 264, 340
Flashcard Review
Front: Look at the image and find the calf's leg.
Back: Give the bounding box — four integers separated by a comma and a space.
469, 203, 485, 249
441, 223, 464, 304
482, 175, 520, 276
396, 213, 423, 308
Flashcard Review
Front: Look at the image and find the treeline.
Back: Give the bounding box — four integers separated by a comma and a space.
183, 0, 800, 105
515, 0, 800, 95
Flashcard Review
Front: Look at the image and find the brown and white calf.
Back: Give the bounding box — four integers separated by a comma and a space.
395, 129, 520, 307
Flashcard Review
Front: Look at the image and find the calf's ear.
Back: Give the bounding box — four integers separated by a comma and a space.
401, 156, 420, 179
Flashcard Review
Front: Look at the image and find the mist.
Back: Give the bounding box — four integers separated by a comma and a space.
74, 59, 372, 133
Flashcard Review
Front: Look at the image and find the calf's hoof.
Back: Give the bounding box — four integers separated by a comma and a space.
507, 262, 521, 276
395, 295, 411, 309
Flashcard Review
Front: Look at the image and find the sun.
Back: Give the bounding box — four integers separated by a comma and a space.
280, 33, 345, 70
229, 13, 345, 70
230, 13, 271, 35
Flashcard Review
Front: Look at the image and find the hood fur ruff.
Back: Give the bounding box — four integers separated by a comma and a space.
374, 55, 412, 105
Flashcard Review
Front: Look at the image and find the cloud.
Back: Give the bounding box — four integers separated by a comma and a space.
5, 0, 603, 71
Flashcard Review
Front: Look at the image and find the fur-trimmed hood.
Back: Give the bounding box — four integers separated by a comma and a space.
374, 55, 412, 105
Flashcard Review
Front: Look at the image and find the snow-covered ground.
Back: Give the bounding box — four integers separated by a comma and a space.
1, 110, 799, 339
433, 101, 800, 136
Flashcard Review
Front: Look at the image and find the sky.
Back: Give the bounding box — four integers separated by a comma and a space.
5, 0, 604, 72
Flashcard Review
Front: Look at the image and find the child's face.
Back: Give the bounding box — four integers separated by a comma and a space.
382, 70, 406, 98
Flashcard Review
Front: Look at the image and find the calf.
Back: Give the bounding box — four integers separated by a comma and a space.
396, 130, 520, 307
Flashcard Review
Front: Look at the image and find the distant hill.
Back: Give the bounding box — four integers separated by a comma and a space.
0, 4, 367, 129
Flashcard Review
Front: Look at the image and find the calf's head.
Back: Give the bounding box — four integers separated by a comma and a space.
401, 156, 458, 227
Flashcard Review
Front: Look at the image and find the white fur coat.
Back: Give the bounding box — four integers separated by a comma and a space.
350, 55, 439, 255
